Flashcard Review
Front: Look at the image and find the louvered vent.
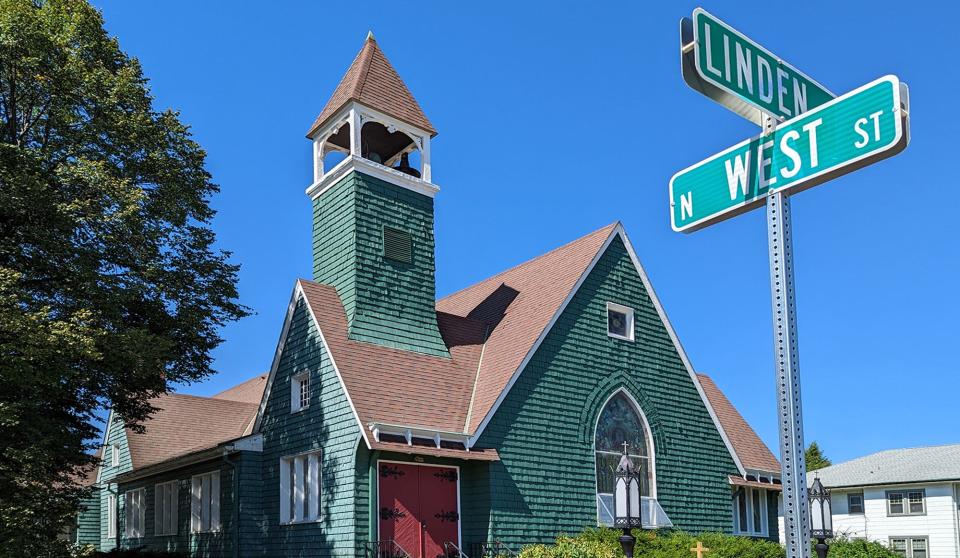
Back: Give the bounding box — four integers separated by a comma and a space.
383, 226, 412, 263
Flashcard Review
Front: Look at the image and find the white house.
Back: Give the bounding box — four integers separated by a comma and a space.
798, 444, 960, 558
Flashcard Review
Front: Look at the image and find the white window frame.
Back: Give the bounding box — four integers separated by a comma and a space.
106, 493, 117, 539
191, 471, 220, 533
887, 489, 926, 516
124, 488, 146, 539
732, 487, 769, 537
291, 372, 310, 413
111, 443, 120, 467
890, 537, 929, 558
848, 491, 865, 514
606, 302, 635, 341
280, 450, 321, 525
154, 480, 179, 536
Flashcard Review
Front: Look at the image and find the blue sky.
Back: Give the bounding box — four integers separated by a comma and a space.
93, 1, 958, 464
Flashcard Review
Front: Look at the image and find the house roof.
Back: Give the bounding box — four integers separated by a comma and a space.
296, 223, 617, 438
698, 374, 780, 475
123, 380, 266, 470
811, 444, 960, 488
213, 373, 268, 405
306, 34, 436, 138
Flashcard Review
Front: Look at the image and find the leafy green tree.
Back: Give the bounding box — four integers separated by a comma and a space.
806, 441, 833, 471
0, 0, 248, 554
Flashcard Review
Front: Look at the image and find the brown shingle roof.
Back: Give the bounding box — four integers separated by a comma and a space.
698, 374, 781, 474
297, 223, 617, 438
125, 392, 259, 469
306, 35, 436, 138
213, 373, 268, 405
298, 281, 484, 433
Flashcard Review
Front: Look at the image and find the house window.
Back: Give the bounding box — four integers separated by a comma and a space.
890, 537, 928, 558
595, 391, 652, 525
888, 490, 925, 516
111, 443, 120, 467
280, 451, 321, 524
291, 372, 310, 412
191, 471, 220, 532
848, 492, 864, 514
124, 488, 145, 538
107, 494, 117, 539
732, 487, 768, 536
154, 481, 179, 536
607, 302, 634, 341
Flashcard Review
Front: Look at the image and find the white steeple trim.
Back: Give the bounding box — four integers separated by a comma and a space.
305, 154, 440, 200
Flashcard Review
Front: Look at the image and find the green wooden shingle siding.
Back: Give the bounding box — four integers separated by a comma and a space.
312, 171, 448, 357
98, 414, 133, 550
256, 294, 363, 557
115, 458, 243, 557
472, 236, 739, 546
76, 493, 101, 548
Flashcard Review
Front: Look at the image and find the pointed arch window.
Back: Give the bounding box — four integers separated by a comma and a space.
595, 390, 653, 526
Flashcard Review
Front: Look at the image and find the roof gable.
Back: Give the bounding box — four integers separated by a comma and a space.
307, 36, 436, 138
437, 223, 617, 434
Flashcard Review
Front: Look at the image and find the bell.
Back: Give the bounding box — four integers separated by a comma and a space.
394, 152, 421, 178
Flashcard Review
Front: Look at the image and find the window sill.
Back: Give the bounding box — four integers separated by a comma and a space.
191, 530, 221, 535
280, 518, 323, 526
290, 406, 310, 414
607, 332, 635, 342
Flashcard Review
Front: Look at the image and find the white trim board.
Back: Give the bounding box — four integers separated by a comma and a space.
466, 224, 746, 476
252, 281, 370, 449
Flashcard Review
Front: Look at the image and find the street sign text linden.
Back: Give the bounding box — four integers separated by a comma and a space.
692, 7, 834, 120
671, 75, 908, 233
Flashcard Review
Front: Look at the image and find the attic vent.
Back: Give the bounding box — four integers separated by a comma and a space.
383, 226, 412, 263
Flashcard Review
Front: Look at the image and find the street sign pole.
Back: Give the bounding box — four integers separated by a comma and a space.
763, 114, 809, 558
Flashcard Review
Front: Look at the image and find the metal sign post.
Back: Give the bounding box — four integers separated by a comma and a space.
674, 11, 910, 558
764, 114, 809, 558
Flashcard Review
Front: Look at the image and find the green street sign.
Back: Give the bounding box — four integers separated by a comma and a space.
670, 75, 908, 233
692, 7, 834, 121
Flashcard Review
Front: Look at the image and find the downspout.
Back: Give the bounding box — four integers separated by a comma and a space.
368, 450, 380, 544
222, 451, 239, 558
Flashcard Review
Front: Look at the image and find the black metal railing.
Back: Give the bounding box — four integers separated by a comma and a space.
443, 541, 469, 558
361, 540, 413, 558
469, 540, 519, 557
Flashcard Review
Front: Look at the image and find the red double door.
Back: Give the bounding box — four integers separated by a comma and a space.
378, 462, 459, 558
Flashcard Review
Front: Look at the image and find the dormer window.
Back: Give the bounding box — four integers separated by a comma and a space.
291, 373, 310, 413
607, 302, 634, 341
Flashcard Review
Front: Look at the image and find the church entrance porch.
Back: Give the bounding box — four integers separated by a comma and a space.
377, 461, 461, 558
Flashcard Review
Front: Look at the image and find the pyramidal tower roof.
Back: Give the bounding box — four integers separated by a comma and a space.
306, 33, 436, 138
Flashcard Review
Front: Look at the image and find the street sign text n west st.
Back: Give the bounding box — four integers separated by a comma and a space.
670, 75, 908, 233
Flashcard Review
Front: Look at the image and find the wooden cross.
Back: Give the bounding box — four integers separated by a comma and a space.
622, 441, 630, 454
690, 541, 710, 558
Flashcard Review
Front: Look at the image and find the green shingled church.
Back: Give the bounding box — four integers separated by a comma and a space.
76, 35, 784, 558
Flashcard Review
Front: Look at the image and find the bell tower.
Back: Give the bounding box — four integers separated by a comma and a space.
305, 33, 447, 357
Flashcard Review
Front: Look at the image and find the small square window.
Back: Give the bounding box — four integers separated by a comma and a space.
606, 302, 634, 341
291, 373, 310, 413
848, 492, 864, 514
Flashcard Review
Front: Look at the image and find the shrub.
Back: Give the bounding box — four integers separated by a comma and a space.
91, 549, 189, 558
827, 538, 902, 558
517, 529, 903, 558
518, 529, 784, 558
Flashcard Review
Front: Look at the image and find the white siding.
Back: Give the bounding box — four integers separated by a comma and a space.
781, 483, 960, 558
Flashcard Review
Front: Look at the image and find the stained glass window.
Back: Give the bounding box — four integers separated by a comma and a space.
595, 391, 652, 525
